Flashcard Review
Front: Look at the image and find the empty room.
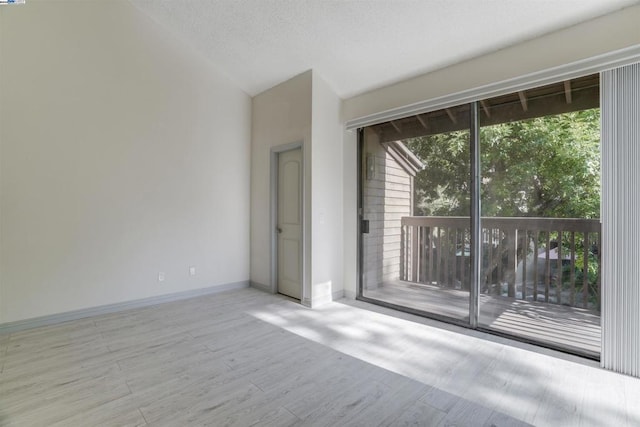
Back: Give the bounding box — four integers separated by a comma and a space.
1, 0, 640, 425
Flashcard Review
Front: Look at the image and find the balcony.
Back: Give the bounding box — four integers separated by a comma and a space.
366, 216, 601, 357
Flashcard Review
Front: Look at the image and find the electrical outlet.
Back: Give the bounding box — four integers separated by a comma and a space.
158, 272, 165, 282
189, 266, 196, 276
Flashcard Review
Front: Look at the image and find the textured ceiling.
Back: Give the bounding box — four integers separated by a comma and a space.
130, 0, 639, 98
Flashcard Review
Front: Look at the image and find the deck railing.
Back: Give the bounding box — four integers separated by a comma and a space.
400, 216, 601, 310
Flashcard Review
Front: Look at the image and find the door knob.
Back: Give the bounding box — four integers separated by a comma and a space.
276, 226, 283, 234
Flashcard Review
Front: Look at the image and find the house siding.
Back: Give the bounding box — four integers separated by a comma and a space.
362, 130, 413, 289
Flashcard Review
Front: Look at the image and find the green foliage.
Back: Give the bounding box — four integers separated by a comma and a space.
406, 129, 471, 215
406, 109, 601, 219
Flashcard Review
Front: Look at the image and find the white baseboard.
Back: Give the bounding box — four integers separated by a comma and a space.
308, 289, 346, 308
343, 289, 357, 300
332, 289, 346, 300
0, 281, 249, 335
250, 281, 273, 293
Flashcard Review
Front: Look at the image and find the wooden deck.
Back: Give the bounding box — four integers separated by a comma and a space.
364, 281, 601, 357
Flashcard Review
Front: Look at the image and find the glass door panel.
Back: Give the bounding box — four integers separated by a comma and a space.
361, 105, 471, 323
477, 77, 601, 356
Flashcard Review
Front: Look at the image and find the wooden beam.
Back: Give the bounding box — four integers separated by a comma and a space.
445, 108, 457, 124
480, 100, 491, 118
390, 120, 402, 133
564, 80, 573, 104
415, 114, 429, 130
376, 85, 599, 144
518, 91, 528, 112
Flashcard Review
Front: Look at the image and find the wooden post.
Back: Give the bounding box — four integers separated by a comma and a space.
443, 228, 450, 287
459, 229, 466, 290
488, 229, 494, 293
596, 231, 601, 311
556, 231, 563, 305
570, 232, 576, 306
545, 232, 551, 303
400, 224, 405, 281
411, 226, 418, 282
583, 231, 589, 308
497, 229, 504, 289
520, 230, 527, 300
437, 228, 443, 286
427, 227, 434, 285
419, 226, 426, 283
507, 229, 517, 298
533, 231, 539, 302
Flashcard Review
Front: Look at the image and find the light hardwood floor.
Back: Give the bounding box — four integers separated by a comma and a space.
0, 288, 638, 426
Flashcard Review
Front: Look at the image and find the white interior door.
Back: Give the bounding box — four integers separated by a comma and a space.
277, 147, 303, 299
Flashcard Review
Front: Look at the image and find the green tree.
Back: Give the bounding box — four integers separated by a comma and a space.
406, 109, 600, 219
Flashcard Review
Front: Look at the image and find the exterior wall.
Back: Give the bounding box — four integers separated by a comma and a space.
362, 130, 412, 289
381, 157, 413, 283
0, 0, 251, 323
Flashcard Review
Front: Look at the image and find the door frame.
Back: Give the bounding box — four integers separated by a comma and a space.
270, 142, 306, 302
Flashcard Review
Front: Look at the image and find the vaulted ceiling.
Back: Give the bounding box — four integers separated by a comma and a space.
130, 0, 639, 98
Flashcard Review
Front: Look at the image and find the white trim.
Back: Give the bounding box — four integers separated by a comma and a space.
344, 289, 357, 300
332, 289, 345, 301
0, 281, 249, 335
307, 290, 347, 307
346, 44, 640, 130
250, 281, 271, 293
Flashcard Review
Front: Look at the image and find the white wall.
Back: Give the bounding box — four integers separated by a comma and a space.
0, 6, 4, 321
341, 4, 640, 298
311, 74, 343, 305
0, 0, 251, 323
251, 70, 344, 307
344, 4, 640, 122
251, 71, 313, 299
342, 129, 358, 299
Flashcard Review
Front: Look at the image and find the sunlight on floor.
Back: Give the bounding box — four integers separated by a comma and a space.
246, 295, 639, 426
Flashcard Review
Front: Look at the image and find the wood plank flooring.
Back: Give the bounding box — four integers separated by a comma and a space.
364, 281, 601, 356
1, 288, 638, 426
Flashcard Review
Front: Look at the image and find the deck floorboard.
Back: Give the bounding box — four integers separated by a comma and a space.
364, 280, 601, 356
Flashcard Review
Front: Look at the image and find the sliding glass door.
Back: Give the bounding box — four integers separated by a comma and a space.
359, 74, 601, 357
361, 106, 470, 322
477, 76, 601, 356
